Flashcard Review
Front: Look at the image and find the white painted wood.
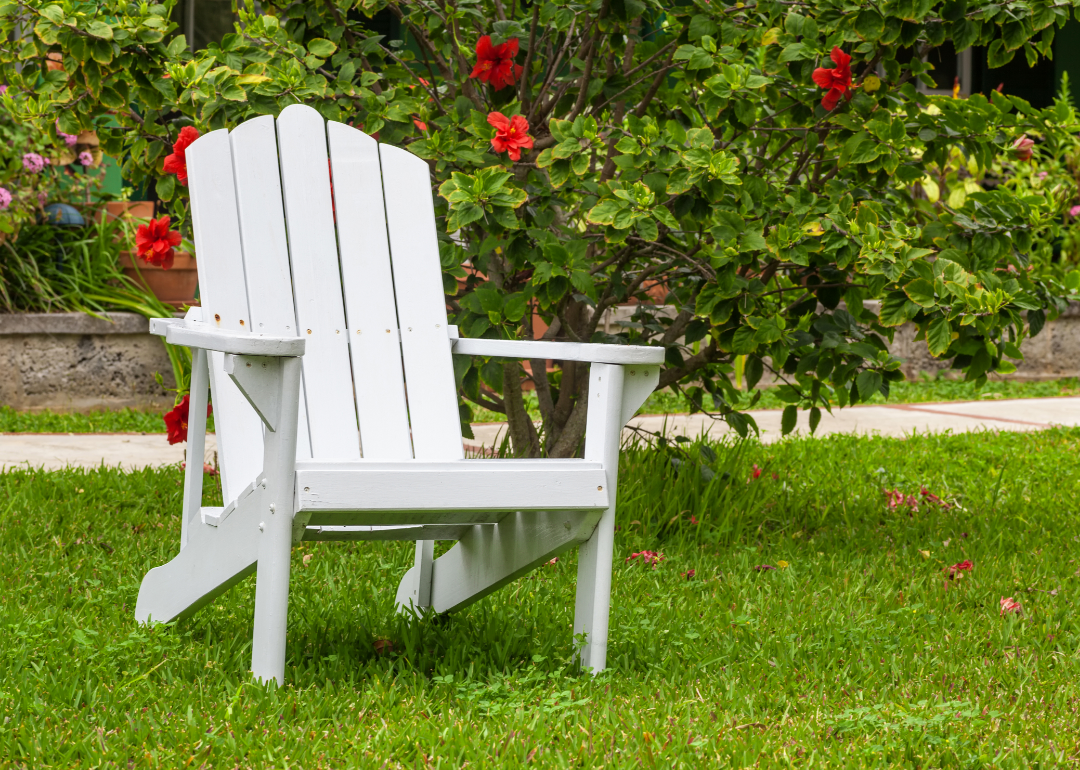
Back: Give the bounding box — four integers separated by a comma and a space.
452, 337, 666, 365
303, 524, 469, 541
620, 364, 660, 424
179, 347, 209, 550
186, 129, 265, 499
251, 356, 303, 685
327, 120, 412, 460
276, 104, 360, 460
574, 363, 626, 673
295, 461, 608, 519
203, 478, 260, 527
395, 509, 603, 614
226, 355, 283, 431
135, 483, 263, 624
229, 114, 314, 463
161, 322, 305, 356
379, 143, 462, 460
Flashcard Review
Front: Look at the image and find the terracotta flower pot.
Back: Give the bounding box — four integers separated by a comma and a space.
98, 200, 156, 224
120, 251, 199, 309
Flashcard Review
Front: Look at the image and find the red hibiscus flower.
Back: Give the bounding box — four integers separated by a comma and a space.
1000, 596, 1022, 616
162, 126, 200, 186
1012, 134, 1035, 161
135, 216, 182, 269
164, 394, 212, 445
812, 47, 853, 111
751, 464, 762, 480
488, 112, 534, 161
470, 36, 522, 90
944, 560, 973, 578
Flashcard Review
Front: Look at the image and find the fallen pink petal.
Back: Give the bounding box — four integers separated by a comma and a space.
944, 560, 973, 578
754, 564, 776, 572
1000, 596, 1022, 615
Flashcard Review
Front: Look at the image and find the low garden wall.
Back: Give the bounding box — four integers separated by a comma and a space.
1, 304, 1078, 413
0, 312, 175, 412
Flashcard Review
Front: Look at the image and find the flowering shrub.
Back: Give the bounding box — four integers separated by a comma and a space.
7, 0, 1080, 457
0, 93, 104, 235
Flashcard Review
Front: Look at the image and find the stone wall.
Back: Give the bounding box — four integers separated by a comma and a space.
2, 303, 1077, 413
878, 301, 1080, 380
0, 313, 176, 412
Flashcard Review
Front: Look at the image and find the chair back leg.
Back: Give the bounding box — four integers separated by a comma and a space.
250, 357, 303, 685
573, 363, 626, 673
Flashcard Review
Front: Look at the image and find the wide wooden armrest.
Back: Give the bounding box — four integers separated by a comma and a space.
450, 333, 664, 366
149, 318, 306, 357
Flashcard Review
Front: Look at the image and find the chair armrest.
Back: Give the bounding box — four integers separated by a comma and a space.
149, 318, 306, 357
451, 335, 664, 365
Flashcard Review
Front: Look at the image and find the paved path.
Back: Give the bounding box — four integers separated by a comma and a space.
1, 397, 1077, 470
467, 396, 1080, 451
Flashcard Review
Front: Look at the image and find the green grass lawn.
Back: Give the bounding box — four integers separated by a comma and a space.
3, 428, 1079, 767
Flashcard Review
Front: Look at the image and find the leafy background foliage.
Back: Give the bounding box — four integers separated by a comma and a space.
5, 0, 1080, 455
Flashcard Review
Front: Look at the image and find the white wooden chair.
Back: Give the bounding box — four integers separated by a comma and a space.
134, 104, 663, 685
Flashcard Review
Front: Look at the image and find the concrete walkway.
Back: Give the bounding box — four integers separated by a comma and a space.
1, 397, 1077, 471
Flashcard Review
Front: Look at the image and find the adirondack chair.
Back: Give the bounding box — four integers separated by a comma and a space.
134, 104, 664, 685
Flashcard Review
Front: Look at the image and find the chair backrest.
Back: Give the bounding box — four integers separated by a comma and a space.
186, 105, 463, 500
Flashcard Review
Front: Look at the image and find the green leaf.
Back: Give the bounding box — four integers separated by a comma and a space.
87, 21, 114, 40
903, 278, 936, 308
856, 370, 882, 400
307, 38, 338, 57
926, 317, 952, 357
167, 35, 188, 57
586, 200, 623, 226
739, 229, 766, 251
781, 405, 798, 435
156, 173, 176, 203
808, 406, 822, 434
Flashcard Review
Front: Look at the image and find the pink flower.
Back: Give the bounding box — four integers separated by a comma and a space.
22, 153, 45, 173
1037, 171, 1048, 180
0, 187, 10, 210
626, 550, 665, 568
944, 560, 972, 578
1012, 134, 1035, 161
37, 191, 46, 207
78, 150, 93, 166
680, 569, 696, 580
1070, 205, 1080, 217
689, 515, 699, 525
1000, 596, 1022, 616
753, 564, 777, 571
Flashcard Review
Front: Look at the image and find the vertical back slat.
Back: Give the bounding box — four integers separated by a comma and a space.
229, 115, 312, 461
275, 105, 360, 460
378, 144, 463, 460
186, 129, 264, 499
326, 121, 412, 460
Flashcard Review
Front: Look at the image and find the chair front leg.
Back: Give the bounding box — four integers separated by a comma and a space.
574, 363, 625, 674
180, 348, 211, 550
229, 355, 303, 686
